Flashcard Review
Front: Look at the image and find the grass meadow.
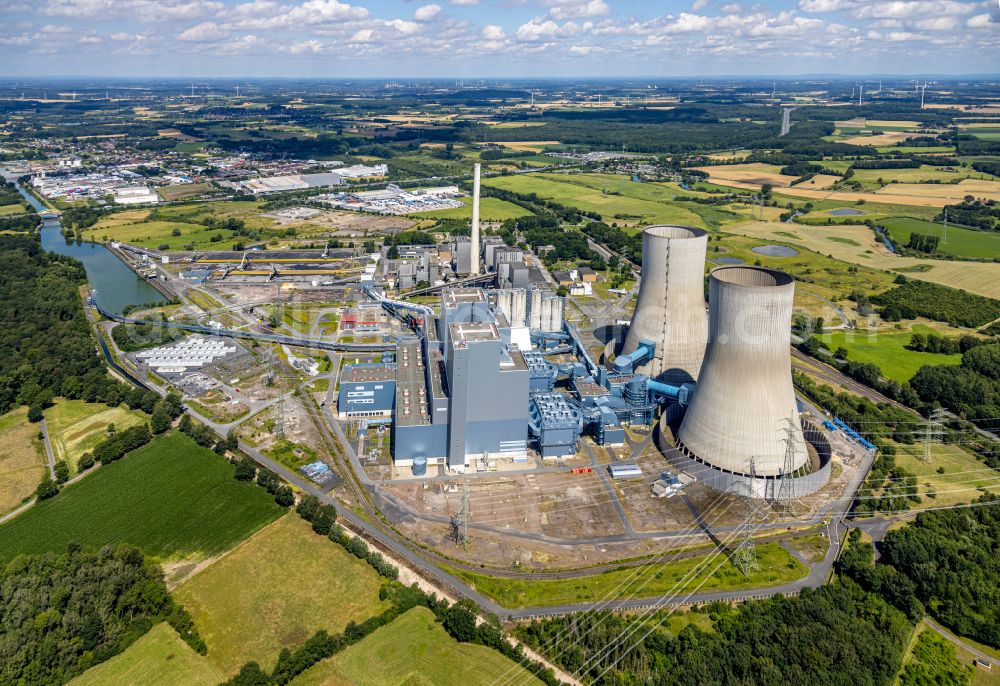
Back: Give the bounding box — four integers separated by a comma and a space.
823, 323, 962, 382
879, 217, 1000, 260
290, 606, 544, 686
0, 431, 283, 562
68, 623, 224, 686
174, 514, 391, 675
445, 542, 806, 609
45, 398, 147, 474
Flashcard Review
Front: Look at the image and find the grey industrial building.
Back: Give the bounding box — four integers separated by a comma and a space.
337, 364, 396, 419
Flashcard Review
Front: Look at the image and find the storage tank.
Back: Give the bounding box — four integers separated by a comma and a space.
621, 225, 708, 384
677, 266, 807, 477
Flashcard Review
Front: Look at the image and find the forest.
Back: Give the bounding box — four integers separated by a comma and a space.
873, 278, 1000, 328
0, 234, 129, 417
0, 545, 205, 686
516, 583, 911, 686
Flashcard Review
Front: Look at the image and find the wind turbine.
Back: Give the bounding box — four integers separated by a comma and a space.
920, 82, 928, 109
857, 84, 863, 106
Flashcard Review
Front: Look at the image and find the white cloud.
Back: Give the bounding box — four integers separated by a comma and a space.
660, 12, 713, 33
414, 3, 440, 21
720, 3, 742, 13
349, 28, 373, 41
692, 0, 709, 9
516, 18, 560, 41
482, 24, 505, 39
913, 15, 958, 29
799, 0, 847, 11
225, 0, 369, 30
965, 13, 991, 27
546, 0, 610, 20
449, 0, 478, 4
42, 0, 223, 21
178, 21, 226, 41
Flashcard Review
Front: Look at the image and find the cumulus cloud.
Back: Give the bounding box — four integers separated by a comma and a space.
692, 0, 709, 9
414, 3, 440, 21
482, 24, 505, 39
449, 0, 478, 4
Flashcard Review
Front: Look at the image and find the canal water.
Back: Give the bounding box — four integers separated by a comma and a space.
13, 179, 163, 314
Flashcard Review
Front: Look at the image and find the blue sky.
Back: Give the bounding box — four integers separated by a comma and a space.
1, 0, 997, 77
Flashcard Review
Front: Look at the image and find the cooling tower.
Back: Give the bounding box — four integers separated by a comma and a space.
620, 225, 708, 384
677, 267, 807, 477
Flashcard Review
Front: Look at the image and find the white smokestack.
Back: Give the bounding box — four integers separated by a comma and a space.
471, 163, 481, 276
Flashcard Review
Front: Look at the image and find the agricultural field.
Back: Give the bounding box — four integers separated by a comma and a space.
730, 220, 1000, 300
484, 173, 707, 228
879, 217, 1000, 260
68, 623, 224, 686
875, 178, 1000, 202
0, 431, 283, 562
290, 606, 544, 686
843, 165, 998, 189
174, 514, 391, 675
693, 163, 799, 187
446, 542, 806, 608
0, 407, 46, 515
410, 195, 533, 221
823, 323, 963, 382
44, 398, 147, 474
890, 442, 1000, 508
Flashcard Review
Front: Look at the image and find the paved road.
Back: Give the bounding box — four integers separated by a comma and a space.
780, 107, 795, 136
923, 617, 999, 668
39, 418, 56, 479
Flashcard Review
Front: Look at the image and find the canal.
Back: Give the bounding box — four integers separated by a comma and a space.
11, 177, 163, 314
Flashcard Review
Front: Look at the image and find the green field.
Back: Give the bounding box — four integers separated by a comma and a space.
68, 623, 224, 686
890, 441, 1000, 508
44, 398, 147, 474
411, 196, 533, 221
880, 217, 1000, 259
0, 407, 46, 515
291, 606, 544, 686
175, 514, 390, 675
823, 324, 962, 382
0, 431, 283, 562
86, 219, 236, 250
447, 542, 806, 608
483, 173, 708, 228
0, 202, 29, 216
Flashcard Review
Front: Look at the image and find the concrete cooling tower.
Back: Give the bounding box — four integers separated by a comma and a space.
620, 225, 708, 384
676, 266, 808, 478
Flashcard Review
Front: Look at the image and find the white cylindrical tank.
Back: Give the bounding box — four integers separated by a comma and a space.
621, 225, 708, 384
677, 266, 807, 477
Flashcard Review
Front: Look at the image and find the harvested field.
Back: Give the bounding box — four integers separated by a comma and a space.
842, 131, 926, 146
794, 174, 840, 189
875, 178, 1000, 202
0, 407, 46, 514
486, 140, 559, 152
693, 163, 798, 187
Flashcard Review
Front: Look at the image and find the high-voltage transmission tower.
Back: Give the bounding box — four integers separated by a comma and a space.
921, 407, 948, 463
265, 348, 276, 387
776, 418, 800, 508
275, 392, 286, 440
730, 460, 762, 576
451, 482, 470, 550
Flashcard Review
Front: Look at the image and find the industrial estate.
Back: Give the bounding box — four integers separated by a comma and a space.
1, 71, 999, 686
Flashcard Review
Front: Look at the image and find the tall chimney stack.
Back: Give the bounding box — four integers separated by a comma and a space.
470, 163, 481, 276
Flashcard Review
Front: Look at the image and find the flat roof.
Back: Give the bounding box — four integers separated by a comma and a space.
343, 365, 395, 383
442, 288, 486, 306
449, 322, 500, 346
395, 340, 430, 427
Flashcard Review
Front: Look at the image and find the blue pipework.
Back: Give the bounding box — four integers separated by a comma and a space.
613, 339, 656, 375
